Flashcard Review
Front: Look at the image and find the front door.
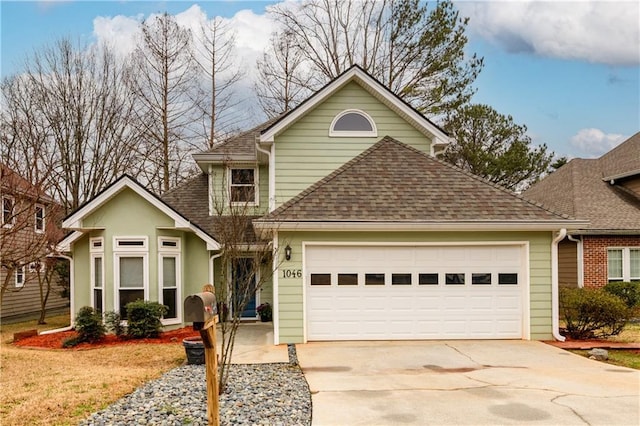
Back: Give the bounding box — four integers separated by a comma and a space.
233, 258, 257, 319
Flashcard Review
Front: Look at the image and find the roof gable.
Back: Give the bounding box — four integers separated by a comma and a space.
259, 65, 450, 150
60, 176, 220, 250
256, 137, 578, 229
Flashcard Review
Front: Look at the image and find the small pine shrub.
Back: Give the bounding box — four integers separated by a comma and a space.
125, 300, 167, 339
70, 306, 105, 346
604, 281, 640, 309
104, 311, 127, 337
560, 287, 631, 339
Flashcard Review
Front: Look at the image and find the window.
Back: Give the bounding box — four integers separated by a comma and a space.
472, 273, 492, 285
2, 196, 14, 227
229, 168, 257, 204
15, 266, 25, 288
498, 273, 518, 285
419, 273, 439, 285
90, 238, 104, 314
608, 248, 640, 282
34, 204, 45, 233
365, 273, 385, 286
392, 273, 412, 285
114, 237, 148, 314
159, 237, 181, 323
310, 274, 331, 286
329, 109, 377, 137
338, 273, 358, 285
445, 273, 465, 285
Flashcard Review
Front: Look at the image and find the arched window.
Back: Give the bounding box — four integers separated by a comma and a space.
329, 109, 377, 137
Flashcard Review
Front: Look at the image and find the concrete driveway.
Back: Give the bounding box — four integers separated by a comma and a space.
296, 340, 639, 425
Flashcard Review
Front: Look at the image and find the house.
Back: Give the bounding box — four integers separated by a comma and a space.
524, 132, 640, 288
1, 164, 69, 321
58, 66, 585, 343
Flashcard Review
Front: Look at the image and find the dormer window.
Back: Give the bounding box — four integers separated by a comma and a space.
229, 168, 258, 205
329, 109, 377, 137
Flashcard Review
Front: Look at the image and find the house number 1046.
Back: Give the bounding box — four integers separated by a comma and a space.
282, 269, 302, 278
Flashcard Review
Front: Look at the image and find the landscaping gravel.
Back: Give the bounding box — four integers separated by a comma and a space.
79, 347, 311, 426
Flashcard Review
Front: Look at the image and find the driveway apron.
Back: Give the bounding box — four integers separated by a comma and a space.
296, 340, 639, 425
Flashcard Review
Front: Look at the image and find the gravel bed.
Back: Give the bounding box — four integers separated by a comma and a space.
79, 348, 311, 426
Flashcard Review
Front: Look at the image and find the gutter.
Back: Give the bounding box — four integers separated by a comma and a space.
551, 229, 567, 341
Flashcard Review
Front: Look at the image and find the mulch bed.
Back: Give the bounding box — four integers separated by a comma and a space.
14, 327, 201, 350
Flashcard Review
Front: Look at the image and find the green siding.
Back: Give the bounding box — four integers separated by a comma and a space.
71, 188, 211, 328
274, 81, 433, 206
276, 231, 553, 343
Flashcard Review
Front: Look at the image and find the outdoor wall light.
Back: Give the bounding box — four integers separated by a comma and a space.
285, 244, 292, 261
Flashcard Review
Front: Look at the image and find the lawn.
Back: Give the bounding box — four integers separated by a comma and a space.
0, 314, 186, 426
567, 322, 640, 370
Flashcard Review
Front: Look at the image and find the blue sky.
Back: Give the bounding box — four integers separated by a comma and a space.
2, 1, 639, 159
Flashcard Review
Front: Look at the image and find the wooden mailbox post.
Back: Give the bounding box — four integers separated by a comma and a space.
184, 286, 220, 426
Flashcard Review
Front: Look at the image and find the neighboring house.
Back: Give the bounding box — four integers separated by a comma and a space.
525, 132, 640, 289
58, 66, 585, 344
1, 164, 69, 321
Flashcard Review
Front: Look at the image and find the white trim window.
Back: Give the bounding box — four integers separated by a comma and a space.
34, 204, 45, 233
15, 265, 25, 288
229, 167, 258, 205
90, 237, 105, 314
158, 237, 181, 324
114, 237, 148, 315
329, 109, 377, 137
607, 248, 640, 282
2, 195, 15, 227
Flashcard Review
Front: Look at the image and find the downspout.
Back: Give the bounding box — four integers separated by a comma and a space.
255, 140, 275, 212
552, 229, 567, 341
567, 234, 584, 288
209, 252, 223, 286
41, 253, 74, 334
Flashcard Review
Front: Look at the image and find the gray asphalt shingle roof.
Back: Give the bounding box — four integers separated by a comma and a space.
258, 136, 571, 223
524, 132, 640, 232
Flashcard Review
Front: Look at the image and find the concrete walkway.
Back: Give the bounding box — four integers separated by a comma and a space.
296, 340, 640, 425
216, 322, 288, 364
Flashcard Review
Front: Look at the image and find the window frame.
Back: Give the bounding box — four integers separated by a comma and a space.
329, 109, 377, 138
113, 236, 148, 315
2, 195, 15, 228
15, 265, 25, 288
158, 237, 181, 325
90, 237, 105, 314
228, 167, 258, 206
34, 203, 45, 233
608, 247, 640, 282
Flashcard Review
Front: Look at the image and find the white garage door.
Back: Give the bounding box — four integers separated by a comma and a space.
306, 245, 525, 340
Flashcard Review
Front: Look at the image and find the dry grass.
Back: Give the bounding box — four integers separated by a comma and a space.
609, 321, 640, 343
0, 314, 186, 426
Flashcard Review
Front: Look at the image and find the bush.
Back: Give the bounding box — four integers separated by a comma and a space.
604, 281, 640, 309
64, 306, 105, 347
560, 287, 631, 339
125, 300, 167, 339
104, 311, 126, 337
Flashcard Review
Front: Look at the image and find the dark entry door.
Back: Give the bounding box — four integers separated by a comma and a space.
233, 258, 257, 318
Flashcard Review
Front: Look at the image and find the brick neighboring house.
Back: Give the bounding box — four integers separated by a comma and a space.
1, 164, 69, 322
524, 132, 640, 288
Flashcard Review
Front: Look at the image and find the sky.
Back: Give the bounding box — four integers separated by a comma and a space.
1, 0, 639, 159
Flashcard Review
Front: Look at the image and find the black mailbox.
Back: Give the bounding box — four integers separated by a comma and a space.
184, 292, 217, 329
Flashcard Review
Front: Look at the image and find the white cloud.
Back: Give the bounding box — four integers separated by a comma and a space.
92, 14, 143, 59
570, 128, 626, 157
458, 1, 640, 65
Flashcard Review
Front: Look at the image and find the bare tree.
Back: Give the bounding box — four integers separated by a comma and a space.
1, 39, 140, 212
194, 17, 245, 148
255, 30, 312, 118
264, 0, 483, 116
127, 13, 203, 194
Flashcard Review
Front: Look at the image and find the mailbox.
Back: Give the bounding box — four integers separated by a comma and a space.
184, 292, 217, 330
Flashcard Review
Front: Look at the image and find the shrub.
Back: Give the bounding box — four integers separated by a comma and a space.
560, 287, 631, 339
104, 311, 126, 337
125, 300, 167, 339
604, 281, 640, 309
65, 306, 105, 347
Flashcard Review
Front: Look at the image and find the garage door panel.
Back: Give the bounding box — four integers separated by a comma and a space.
306, 245, 525, 341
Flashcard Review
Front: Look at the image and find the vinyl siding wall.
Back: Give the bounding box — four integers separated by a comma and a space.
276, 231, 553, 343
273, 82, 433, 207
558, 238, 578, 288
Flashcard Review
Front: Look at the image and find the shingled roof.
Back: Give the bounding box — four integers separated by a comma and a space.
524, 132, 640, 233
255, 136, 574, 226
